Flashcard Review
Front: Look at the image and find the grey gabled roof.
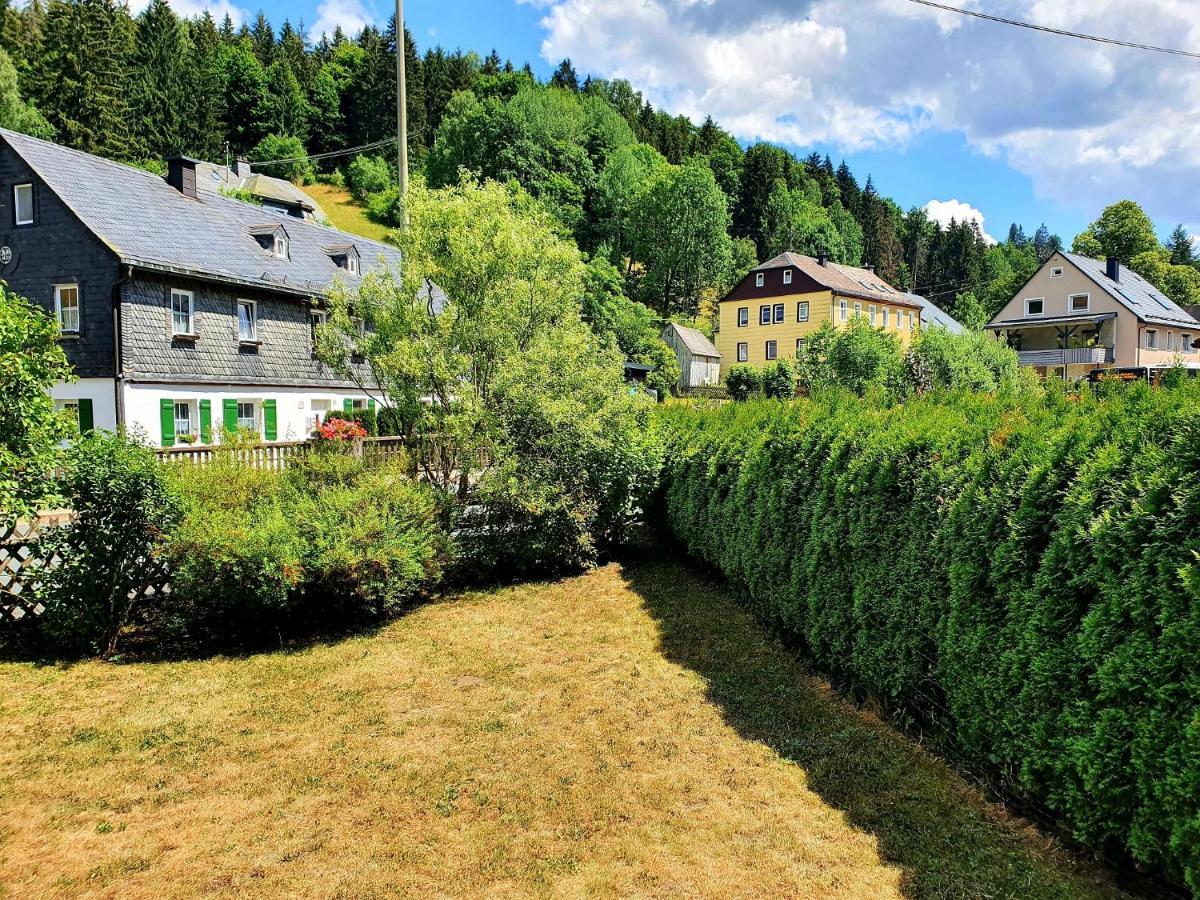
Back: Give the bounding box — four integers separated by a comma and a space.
902, 293, 965, 333
755, 251, 921, 308
1063, 252, 1200, 329
663, 322, 720, 358
1, 128, 401, 299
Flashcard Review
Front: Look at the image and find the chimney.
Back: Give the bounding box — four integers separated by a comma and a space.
166, 156, 199, 200
864, 264, 875, 274
235, 157, 252, 180
1105, 256, 1121, 282
817, 253, 828, 267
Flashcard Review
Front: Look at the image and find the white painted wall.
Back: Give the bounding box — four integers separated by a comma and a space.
50, 378, 118, 431
121, 382, 379, 447
687, 358, 721, 387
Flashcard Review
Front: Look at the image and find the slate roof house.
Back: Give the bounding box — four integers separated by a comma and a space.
661, 322, 721, 389
197, 159, 328, 222
0, 129, 401, 447
716, 252, 923, 377
988, 251, 1200, 379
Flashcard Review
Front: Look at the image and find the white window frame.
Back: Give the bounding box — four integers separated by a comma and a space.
795, 338, 805, 354
839, 298, 848, 322
273, 234, 289, 259
755, 272, 764, 287
170, 288, 194, 336
1025, 297, 1045, 318
173, 400, 194, 439
1068, 293, 1090, 313
237, 298, 257, 342
869, 304, 876, 325
736, 341, 748, 362
765, 339, 777, 361
236, 399, 258, 432
347, 254, 359, 275
797, 301, 809, 322
1146, 329, 1158, 349
54, 283, 80, 334
13, 183, 32, 225
853, 301, 862, 319
909, 311, 916, 331
772, 302, 784, 324
737, 306, 748, 327
782, 269, 792, 285
759, 305, 771, 325
1050, 267, 1063, 278
1167, 331, 1176, 351
894, 310, 902, 329
1183, 333, 1193, 354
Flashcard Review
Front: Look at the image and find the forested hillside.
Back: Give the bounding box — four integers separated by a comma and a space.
1, 0, 1198, 330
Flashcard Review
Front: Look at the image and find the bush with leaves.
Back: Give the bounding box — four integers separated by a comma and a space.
903, 327, 1026, 395
657, 380, 1200, 892
345, 154, 392, 202
760, 360, 795, 399
250, 133, 314, 183
34, 432, 181, 657
724, 365, 762, 402
0, 285, 74, 523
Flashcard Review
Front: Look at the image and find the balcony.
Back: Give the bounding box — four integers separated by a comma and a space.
1017, 346, 1114, 367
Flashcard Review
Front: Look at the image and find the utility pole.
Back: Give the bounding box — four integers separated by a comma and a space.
396, 0, 408, 198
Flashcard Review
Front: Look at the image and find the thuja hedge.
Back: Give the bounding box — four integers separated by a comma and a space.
656, 383, 1200, 892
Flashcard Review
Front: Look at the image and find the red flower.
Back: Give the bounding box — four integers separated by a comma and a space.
313, 416, 367, 442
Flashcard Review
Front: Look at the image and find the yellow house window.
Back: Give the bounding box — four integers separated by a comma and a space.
773, 303, 784, 324
894, 310, 902, 329
737, 307, 748, 327
853, 302, 862, 318
737, 342, 748, 362
839, 298, 848, 322
869, 304, 876, 325
797, 301, 809, 322
765, 340, 777, 360
759, 305, 771, 325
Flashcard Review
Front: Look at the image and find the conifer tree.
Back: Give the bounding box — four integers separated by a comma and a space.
250, 11, 274, 64
33, 0, 135, 159
186, 11, 227, 160
129, 0, 188, 158
551, 58, 579, 91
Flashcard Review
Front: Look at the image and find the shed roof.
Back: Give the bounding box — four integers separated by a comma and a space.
664, 322, 721, 358
1, 129, 401, 299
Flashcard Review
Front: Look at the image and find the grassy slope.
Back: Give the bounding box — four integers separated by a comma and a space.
0, 560, 1126, 899
303, 182, 393, 243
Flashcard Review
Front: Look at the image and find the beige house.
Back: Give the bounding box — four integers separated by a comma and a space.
989, 252, 1200, 380
662, 322, 721, 389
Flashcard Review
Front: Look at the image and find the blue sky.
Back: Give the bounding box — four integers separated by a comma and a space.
174, 0, 1200, 246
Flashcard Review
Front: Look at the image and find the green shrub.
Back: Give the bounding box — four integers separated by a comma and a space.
34, 432, 181, 656
250, 134, 314, 183
656, 382, 1200, 892
904, 327, 1024, 394
760, 360, 795, 399
345, 154, 392, 202
365, 186, 403, 225
798, 318, 902, 396
724, 365, 761, 402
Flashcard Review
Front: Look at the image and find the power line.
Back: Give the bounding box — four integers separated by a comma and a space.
248, 137, 396, 168
904, 0, 1200, 60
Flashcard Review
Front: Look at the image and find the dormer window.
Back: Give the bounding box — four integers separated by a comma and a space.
325, 243, 361, 275
249, 223, 291, 259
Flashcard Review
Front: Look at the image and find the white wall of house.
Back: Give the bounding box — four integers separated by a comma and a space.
687, 357, 721, 388
121, 383, 378, 447
50, 378, 118, 432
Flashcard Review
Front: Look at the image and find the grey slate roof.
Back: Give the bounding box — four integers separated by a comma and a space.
1063, 252, 1199, 329
196, 160, 327, 220
1, 129, 401, 299
756, 251, 921, 308
902, 293, 965, 333
663, 322, 721, 359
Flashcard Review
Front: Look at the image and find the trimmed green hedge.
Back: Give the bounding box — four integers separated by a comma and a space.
657, 383, 1200, 893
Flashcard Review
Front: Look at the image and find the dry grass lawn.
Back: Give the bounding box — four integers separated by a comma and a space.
0, 559, 1127, 898
303, 182, 393, 243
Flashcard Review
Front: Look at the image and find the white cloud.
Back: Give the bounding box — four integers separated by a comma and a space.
310, 0, 377, 40
128, 0, 248, 22
923, 199, 996, 244
530, 0, 1200, 226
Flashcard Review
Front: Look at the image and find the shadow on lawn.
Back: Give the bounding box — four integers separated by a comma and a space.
621, 553, 1129, 900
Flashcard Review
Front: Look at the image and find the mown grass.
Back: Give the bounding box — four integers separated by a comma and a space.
0, 560, 1127, 898
304, 181, 393, 242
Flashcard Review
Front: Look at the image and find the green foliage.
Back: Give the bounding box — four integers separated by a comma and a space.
0, 284, 73, 522
760, 360, 795, 399
34, 431, 181, 657
0, 46, 51, 138
165, 452, 445, 646
797, 319, 902, 396
657, 382, 1200, 891
1072, 200, 1159, 262
345, 154, 392, 202
903, 327, 1025, 394
724, 365, 762, 402
761, 179, 846, 262
250, 133, 313, 183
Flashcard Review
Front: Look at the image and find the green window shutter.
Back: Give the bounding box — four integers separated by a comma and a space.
222, 398, 238, 435
263, 398, 277, 441
368, 398, 376, 412
159, 398, 175, 447
343, 397, 353, 413
199, 399, 212, 444
77, 398, 94, 434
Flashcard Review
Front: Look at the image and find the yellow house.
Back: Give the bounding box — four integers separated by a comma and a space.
716, 252, 922, 377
